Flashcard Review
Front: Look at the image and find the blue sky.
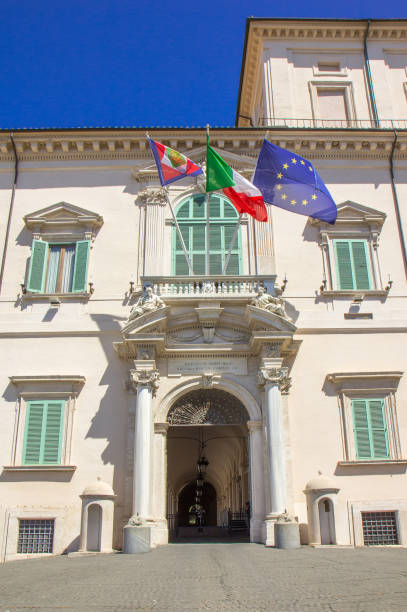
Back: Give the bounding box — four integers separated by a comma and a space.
1, 0, 405, 129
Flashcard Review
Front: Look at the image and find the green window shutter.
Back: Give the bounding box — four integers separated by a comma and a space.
335, 241, 354, 290
172, 194, 242, 276
352, 399, 371, 459
23, 402, 45, 464
369, 399, 388, 458
192, 225, 205, 251
72, 240, 90, 292
193, 254, 206, 275
210, 254, 222, 274
209, 195, 221, 218
27, 240, 48, 293
225, 254, 239, 275
23, 400, 64, 465
352, 398, 389, 460
175, 254, 189, 275
351, 241, 371, 290
43, 402, 64, 464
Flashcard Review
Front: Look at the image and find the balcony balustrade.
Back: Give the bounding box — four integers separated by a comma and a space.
257, 117, 407, 129
140, 275, 276, 300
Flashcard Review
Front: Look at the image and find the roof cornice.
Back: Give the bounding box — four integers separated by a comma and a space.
1, 129, 407, 163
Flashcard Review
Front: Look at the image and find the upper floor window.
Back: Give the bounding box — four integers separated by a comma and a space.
27, 240, 89, 293
23, 201, 103, 297
172, 194, 242, 276
334, 239, 371, 290
311, 201, 387, 296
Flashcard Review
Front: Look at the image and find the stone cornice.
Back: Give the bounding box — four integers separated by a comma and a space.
2, 129, 407, 163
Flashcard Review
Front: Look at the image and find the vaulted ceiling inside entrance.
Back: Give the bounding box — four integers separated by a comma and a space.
167, 389, 249, 425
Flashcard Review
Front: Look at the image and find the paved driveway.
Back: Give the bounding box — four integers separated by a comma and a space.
1, 544, 407, 611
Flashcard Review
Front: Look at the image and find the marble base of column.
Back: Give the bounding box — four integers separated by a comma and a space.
123, 523, 152, 554
250, 517, 265, 543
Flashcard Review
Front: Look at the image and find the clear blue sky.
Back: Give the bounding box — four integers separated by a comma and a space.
0, 0, 405, 129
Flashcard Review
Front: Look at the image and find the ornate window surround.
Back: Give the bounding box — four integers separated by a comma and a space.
311, 201, 387, 297
5, 375, 85, 471
327, 371, 405, 466
23, 202, 103, 301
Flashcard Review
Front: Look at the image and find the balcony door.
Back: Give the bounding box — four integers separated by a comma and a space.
172, 194, 242, 276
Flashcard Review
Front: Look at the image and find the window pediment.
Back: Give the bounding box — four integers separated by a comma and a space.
24, 202, 103, 241
311, 201, 386, 230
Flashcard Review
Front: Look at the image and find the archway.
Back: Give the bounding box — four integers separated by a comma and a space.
86, 504, 102, 551
318, 498, 336, 545
166, 388, 250, 541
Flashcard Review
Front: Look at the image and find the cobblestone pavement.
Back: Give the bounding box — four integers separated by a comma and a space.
1, 544, 407, 611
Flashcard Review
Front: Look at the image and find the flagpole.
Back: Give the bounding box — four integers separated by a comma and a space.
164, 187, 194, 276
205, 125, 210, 276
222, 213, 243, 275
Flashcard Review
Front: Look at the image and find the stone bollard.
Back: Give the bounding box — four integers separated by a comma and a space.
275, 517, 301, 549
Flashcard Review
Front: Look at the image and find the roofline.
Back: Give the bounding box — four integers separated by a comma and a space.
245, 17, 407, 24
235, 19, 251, 128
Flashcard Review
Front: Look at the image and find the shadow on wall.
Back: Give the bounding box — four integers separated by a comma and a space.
86, 312, 129, 549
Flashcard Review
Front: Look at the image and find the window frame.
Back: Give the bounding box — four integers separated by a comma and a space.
309, 81, 356, 127
23, 201, 103, 300
327, 371, 404, 465
27, 239, 90, 295
333, 238, 373, 291
312, 201, 387, 297
22, 399, 65, 466
6, 375, 85, 471
171, 193, 243, 276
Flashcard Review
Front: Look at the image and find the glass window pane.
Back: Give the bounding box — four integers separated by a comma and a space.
45, 247, 60, 293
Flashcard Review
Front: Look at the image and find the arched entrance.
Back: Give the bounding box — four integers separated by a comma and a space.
86, 504, 102, 551
166, 389, 250, 541
318, 498, 336, 545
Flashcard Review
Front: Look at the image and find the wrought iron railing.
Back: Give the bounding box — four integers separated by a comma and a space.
140, 275, 276, 299
257, 117, 407, 129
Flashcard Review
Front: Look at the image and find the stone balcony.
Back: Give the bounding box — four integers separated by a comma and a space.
140, 275, 277, 302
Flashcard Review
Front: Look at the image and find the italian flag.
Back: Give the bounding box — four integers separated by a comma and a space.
206, 143, 267, 222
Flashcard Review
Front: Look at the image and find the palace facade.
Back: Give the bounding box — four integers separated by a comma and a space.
1, 18, 407, 560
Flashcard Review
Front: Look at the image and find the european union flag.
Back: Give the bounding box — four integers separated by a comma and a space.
253, 140, 337, 224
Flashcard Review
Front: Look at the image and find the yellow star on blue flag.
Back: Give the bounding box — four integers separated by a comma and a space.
253, 140, 337, 224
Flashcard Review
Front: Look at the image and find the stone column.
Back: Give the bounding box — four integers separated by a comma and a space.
123, 366, 159, 554
258, 363, 294, 546
152, 422, 169, 546
247, 420, 266, 543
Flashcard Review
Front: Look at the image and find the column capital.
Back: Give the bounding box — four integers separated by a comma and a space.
154, 422, 169, 435
128, 368, 160, 396
257, 367, 291, 394
247, 420, 263, 432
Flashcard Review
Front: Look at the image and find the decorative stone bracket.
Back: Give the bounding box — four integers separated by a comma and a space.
257, 367, 291, 394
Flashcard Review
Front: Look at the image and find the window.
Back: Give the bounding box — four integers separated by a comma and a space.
23, 201, 103, 297
7, 375, 85, 470
327, 372, 404, 465
352, 399, 388, 460
23, 400, 65, 465
311, 201, 387, 296
172, 194, 242, 275
362, 512, 398, 545
334, 239, 371, 290
18, 519, 55, 553
27, 240, 89, 293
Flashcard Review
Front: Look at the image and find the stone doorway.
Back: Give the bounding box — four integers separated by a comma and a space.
165, 389, 250, 541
